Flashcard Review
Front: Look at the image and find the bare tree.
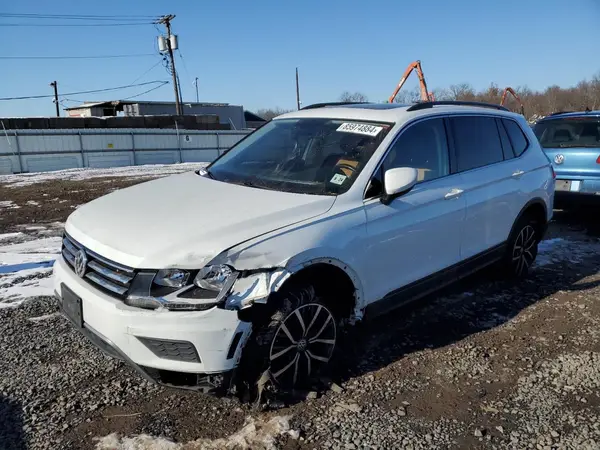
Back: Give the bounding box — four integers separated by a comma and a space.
448, 83, 476, 101
255, 108, 293, 121
392, 86, 421, 104
339, 91, 369, 102
259, 72, 600, 123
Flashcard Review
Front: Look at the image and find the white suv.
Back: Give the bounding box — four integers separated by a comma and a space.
54, 101, 554, 396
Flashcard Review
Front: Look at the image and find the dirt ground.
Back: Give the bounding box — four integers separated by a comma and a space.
1, 175, 599, 449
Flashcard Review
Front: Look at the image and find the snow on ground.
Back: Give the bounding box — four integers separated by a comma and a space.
536, 237, 600, 267
0, 266, 54, 308
0, 162, 208, 187
0, 232, 61, 307
94, 416, 296, 450
0, 232, 23, 242
0, 200, 20, 209
0, 236, 62, 269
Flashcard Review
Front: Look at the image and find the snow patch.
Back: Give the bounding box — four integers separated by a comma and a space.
0, 266, 54, 308
28, 311, 61, 322
0, 236, 61, 307
0, 237, 62, 267
535, 238, 600, 268
94, 415, 296, 450
0, 232, 23, 242
0, 200, 20, 209
0, 162, 208, 187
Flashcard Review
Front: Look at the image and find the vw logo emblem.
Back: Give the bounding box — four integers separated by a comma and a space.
74, 249, 88, 278
554, 154, 564, 165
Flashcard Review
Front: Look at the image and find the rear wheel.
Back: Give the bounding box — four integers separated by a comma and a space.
502, 214, 540, 278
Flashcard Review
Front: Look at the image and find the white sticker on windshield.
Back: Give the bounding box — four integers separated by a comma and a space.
330, 174, 347, 185
337, 122, 383, 137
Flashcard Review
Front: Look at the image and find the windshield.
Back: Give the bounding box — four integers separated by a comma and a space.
205, 118, 392, 195
534, 117, 600, 148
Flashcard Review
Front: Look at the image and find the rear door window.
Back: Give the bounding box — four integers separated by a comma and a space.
450, 116, 504, 172
502, 119, 529, 156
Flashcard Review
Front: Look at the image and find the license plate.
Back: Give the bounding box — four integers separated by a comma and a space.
61, 284, 83, 328
555, 180, 571, 191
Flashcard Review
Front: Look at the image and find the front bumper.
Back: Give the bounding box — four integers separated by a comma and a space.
53, 256, 251, 391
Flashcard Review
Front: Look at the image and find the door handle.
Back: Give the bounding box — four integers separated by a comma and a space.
444, 188, 464, 199
512, 170, 525, 178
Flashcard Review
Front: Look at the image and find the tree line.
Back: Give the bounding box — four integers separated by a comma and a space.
256, 72, 600, 121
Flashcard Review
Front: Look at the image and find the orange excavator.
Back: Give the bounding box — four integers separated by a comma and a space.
388, 60, 434, 103
500, 87, 525, 115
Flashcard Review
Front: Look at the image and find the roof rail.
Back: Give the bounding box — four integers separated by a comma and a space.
549, 111, 575, 116
300, 101, 370, 110
406, 101, 509, 112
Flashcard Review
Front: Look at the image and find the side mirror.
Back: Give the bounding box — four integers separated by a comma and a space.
381, 167, 418, 205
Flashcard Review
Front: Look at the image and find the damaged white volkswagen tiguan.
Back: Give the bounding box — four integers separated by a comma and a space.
54, 101, 554, 397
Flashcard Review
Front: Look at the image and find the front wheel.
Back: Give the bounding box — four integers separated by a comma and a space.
237, 285, 338, 400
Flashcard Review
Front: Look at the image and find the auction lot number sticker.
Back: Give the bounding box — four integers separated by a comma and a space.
336, 122, 383, 137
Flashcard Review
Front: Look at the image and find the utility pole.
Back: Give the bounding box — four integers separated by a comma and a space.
157, 15, 182, 115
194, 77, 199, 103
49, 81, 59, 117
295, 67, 301, 110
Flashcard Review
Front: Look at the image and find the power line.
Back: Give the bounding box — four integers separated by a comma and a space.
0, 81, 168, 101
177, 49, 194, 88
0, 13, 157, 20
130, 58, 167, 85
122, 81, 168, 100
0, 54, 157, 60
0, 22, 153, 27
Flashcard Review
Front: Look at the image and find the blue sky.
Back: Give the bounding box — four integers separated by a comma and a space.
1, 0, 599, 117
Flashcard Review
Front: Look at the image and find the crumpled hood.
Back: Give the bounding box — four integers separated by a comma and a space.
65, 171, 335, 269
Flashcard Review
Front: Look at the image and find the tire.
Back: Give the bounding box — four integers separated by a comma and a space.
501, 213, 540, 278
237, 284, 338, 400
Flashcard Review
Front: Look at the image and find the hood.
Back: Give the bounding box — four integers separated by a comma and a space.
65, 171, 336, 269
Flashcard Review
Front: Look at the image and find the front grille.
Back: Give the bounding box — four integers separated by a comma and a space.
62, 233, 135, 298
137, 337, 201, 363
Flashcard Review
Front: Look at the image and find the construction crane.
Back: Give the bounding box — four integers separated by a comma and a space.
500, 87, 525, 116
388, 60, 434, 103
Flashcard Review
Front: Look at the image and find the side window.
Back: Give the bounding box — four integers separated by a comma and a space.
502, 119, 529, 157
496, 118, 515, 160
451, 116, 504, 172
382, 118, 450, 183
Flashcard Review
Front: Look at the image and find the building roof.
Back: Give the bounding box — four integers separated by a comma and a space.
244, 110, 266, 122
64, 100, 236, 111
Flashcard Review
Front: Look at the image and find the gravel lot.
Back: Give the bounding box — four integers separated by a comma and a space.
1, 169, 599, 449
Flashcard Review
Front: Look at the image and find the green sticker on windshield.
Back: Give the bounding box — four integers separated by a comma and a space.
330, 174, 347, 185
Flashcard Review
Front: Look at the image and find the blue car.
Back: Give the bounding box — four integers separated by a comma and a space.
533, 110, 600, 208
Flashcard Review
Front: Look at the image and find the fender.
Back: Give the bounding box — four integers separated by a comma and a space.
286, 256, 366, 320
507, 197, 548, 242
226, 254, 366, 321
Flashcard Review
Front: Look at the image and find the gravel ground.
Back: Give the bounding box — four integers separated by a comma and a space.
1, 175, 600, 449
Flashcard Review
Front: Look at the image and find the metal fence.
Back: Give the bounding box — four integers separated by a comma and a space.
0, 128, 250, 174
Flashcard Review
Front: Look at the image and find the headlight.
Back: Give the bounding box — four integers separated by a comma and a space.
194, 264, 232, 292
154, 269, 189, 288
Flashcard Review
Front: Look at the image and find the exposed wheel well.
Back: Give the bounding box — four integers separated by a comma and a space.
277, 263, 356, 320
521, 201, 547, 241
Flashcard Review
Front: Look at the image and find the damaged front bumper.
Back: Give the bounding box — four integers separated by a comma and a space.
53, 256, 255, 393
67, 318, 234, 394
